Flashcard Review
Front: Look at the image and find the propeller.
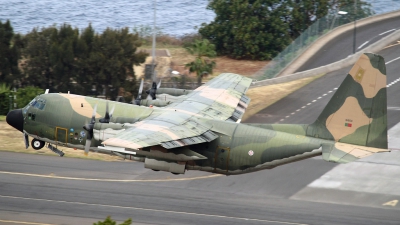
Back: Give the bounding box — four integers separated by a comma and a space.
133, 78, 144, 105
99, 101, 115, 123
83, 104, 97, 155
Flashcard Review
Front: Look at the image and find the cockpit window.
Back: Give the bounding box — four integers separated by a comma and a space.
25, 98, 46, 110
34, 99, 46, 110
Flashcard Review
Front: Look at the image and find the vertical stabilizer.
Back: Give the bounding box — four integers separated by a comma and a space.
307, 53, 387, 149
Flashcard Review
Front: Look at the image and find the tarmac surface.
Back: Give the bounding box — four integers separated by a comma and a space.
296, 16, 400, 72
1, 21, 400, 225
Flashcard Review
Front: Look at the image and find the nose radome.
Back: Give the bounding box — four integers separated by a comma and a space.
6, 109, 24, 132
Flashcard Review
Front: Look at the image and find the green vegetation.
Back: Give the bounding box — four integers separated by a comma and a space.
185, 39, 217, 85
93, 216, 132, 225
200, 0, 373, 60
21, 24, 147, 101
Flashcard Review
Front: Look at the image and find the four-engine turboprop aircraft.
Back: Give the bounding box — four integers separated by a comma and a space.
6, 53, 389, 175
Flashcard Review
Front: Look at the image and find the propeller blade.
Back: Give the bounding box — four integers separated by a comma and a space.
133, 79, 144, 105
91, 104, 97, 123
84, 139, 91, 155
109, 105, 115, 118
157, 79, 161, 89
99, 102, 111, 123
138, 78, 144, 97
24, 133, 29, 149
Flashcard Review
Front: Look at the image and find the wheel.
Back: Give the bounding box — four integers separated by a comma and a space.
31, 139, 45, 150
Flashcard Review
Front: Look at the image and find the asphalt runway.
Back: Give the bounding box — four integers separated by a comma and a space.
1, 23, 400, 225
297, 16, 400, 72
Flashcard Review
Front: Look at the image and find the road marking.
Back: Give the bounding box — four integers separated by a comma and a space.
0, 220, 54, 225
317, 97, 322, 99
382, 200, 398, 207
0, 171, 221, 182
386, 56, 400, 65
312, 100, 316, 102
379, 29, 396, 36
0, 195, 308, 225
301, 106, 306, 108
307, 103, 311, 105
358, 41, 369, 49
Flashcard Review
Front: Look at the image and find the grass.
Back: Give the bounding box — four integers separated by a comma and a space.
0, 115, 5, 121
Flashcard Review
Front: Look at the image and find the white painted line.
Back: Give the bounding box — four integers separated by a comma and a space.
0, 220, 55, 225
386, 56, 400, 65
291, 112, 295, 115
379, 29, 396, 36
307, 103, 311, 105
286, 116, 290, 118
358, 41, 369, 49
301, 106, 306, 108
280, 119, 284, 121
0, 171, 220, 182
296, 109, 300, 112
322, 94, 327, 96
333, 87, 338, 90
0, 195, 309, 225
317, 97, 322, 99
312, 100, 317, 102
328, 91, 333, 93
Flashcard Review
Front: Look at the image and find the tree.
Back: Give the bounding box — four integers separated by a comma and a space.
285, 0, 331, 38
200, 0, 374, 60
199, 0, 292, 60
87, 27, 147, 100
0, 20, 21, 85
185, 39, 216, 85
20, 24, 147, 101
93, 216, 132, 225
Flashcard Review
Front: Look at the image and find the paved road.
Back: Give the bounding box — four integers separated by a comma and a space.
1, 151, 400, 225
297, 16, 400, 72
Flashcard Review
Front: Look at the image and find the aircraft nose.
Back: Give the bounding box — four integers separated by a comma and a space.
6, 109, 24, 132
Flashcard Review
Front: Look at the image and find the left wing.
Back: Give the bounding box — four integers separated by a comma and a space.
102, 73, 252, 150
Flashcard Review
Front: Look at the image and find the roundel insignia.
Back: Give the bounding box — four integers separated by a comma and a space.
80, 131, 86, 138
248, 150, 254, 156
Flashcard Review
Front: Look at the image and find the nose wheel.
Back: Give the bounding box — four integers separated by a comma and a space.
31, 139, 45, 150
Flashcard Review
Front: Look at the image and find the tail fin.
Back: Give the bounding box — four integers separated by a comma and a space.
307, 53, 387, 149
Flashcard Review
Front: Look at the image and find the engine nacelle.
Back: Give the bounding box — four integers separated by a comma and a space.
156, 88, 192, 96
144, 158, 186, 174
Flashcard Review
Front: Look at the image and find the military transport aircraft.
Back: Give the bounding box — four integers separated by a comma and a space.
6, 53, 389, 175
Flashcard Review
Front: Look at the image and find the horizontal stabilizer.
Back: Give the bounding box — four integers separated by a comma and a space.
321, 143, 389, 163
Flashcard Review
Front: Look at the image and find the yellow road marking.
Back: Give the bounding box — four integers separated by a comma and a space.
383, 41, 400, 49
0, 220, 54, 225
0, 171, 221, 182
0, 195, 308, 225
382, 200, 398, 207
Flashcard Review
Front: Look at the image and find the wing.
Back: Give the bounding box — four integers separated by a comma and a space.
102, 73, 252, 151
176, 73, 252, 122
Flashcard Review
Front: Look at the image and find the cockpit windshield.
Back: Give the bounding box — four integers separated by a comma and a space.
24, 98, 46, 110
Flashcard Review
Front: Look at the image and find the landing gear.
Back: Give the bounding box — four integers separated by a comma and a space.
31, 139, 45, 150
